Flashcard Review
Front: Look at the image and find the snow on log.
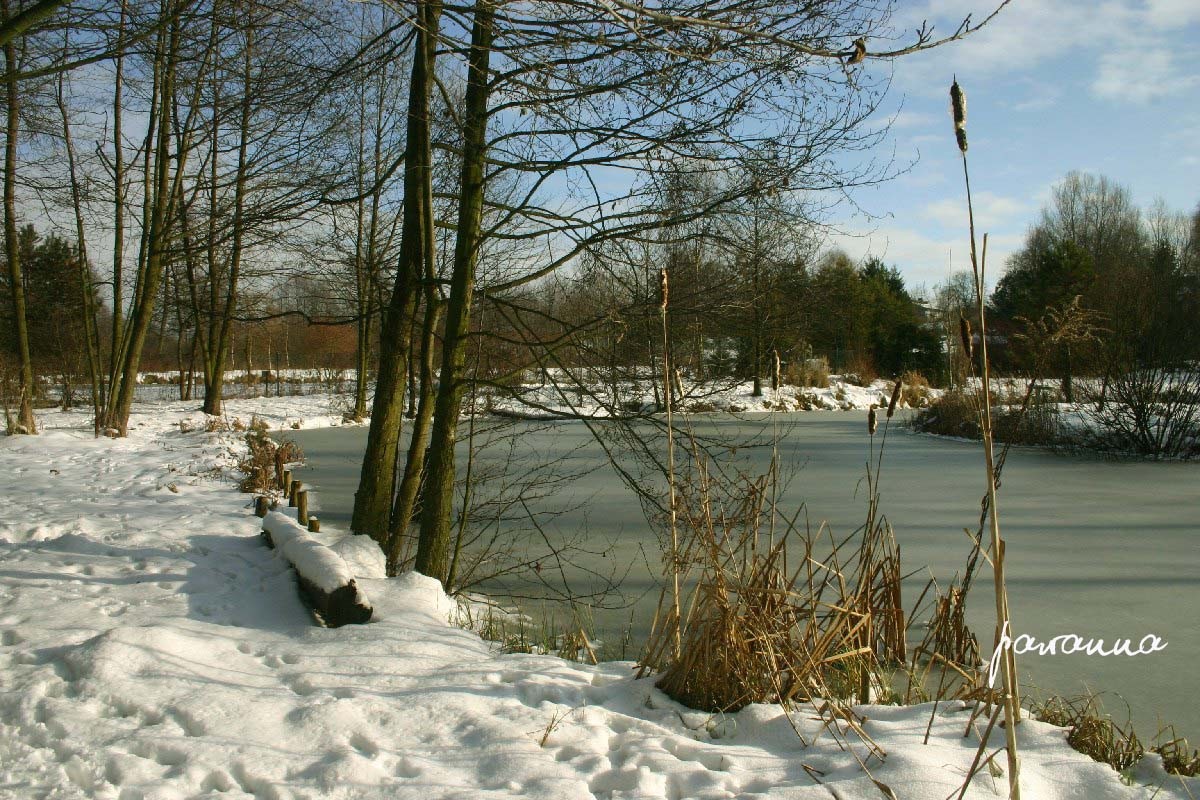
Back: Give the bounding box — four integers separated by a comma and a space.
262, 511, 372, 627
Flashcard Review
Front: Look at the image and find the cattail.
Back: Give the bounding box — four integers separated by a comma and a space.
959, 314, 973, 361
887, 378, 902, 418
868, 404, 878, 436
950, 79, 968, 154
771, 349, 781, 392
659, 268, 669, 311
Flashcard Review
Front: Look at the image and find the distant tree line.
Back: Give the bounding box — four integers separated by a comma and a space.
926, 171, 1200, 458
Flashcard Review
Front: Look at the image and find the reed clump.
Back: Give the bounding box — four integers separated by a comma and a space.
639, 442, 906, 719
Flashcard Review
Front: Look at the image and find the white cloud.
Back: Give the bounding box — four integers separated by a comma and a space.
888, 110, 940, 130
1092, 47, 1200, 103
888, 1, 1199, 103
1145, 0, 1200, 29
920, 190, 1027, 231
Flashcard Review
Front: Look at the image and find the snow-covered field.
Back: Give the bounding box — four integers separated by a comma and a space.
1, 396, 1194, 799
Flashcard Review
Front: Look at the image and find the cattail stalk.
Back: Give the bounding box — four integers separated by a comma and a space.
660, 268, 681, 661
953, 78, 1021, 800
887, 378, 902, 418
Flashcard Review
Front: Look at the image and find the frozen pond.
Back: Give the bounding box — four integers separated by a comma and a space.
286, 412, 1199, 739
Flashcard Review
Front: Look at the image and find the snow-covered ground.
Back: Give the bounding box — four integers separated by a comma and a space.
1, 396, 1194, 799
489, 374, 928, 418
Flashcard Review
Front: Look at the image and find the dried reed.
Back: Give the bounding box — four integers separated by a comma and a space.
639, 432, 907, 767
660, 268, 681, 661
952, 77, 1021, 800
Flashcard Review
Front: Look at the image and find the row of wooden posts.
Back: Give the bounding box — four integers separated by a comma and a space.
253, 467, 320, 532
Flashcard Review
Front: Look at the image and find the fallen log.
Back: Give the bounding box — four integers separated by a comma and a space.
262, 511, 372, 627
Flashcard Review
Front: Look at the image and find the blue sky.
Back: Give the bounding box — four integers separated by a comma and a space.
828, 0, 1200, 294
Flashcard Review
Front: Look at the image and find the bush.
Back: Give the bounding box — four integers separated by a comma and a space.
912, 391, 980, 439
237, 417, 302, 493
1083, 367, 1200, 459
913, 388, 1062, 446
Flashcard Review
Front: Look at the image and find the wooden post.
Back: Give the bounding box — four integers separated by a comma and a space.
307, 516, 320, 533
297, 490, 308, 525
254, 495, 269, 518
289, 479, 301, 507
281, 468, 292, 492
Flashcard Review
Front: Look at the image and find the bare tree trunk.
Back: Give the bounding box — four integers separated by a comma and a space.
386, 291, 442, 574
2, 0, 35, 434
55, 63, 103, 434
107, 0, 127, 406
414, 0, 493, 586
106, 0, 183, 435
201, 16, 253, 416
352, 0, 440, 540
351, 182, 370, 419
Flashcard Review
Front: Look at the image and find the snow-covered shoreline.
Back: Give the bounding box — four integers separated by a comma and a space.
486, 374, 932, 419
1, 395, 1194, 799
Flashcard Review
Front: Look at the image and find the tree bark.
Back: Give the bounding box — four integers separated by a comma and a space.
386, 290, 442, 574
414, 0, 493, 586
105, 0, 182, 435
351, 0, 440, 540
2, 0, 36, 434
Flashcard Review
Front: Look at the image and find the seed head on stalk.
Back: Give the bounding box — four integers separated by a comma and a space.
951, 78, 968, 153
887, 378, 902, 418
771, 349, 781, 392
868, 405, 878, 436
659, 268, 669, 311
959, 314, 974, 362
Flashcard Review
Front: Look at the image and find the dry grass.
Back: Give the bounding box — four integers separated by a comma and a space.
1033, 693, 1144, 772
784, 357, 830, 389
842, 356, 877, 387
899, 371, 932, 408
1152, 730, 1200, 777
1028, 694, 1200, 778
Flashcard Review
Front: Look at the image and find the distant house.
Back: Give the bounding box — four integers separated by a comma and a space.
913, 302, 939, 326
